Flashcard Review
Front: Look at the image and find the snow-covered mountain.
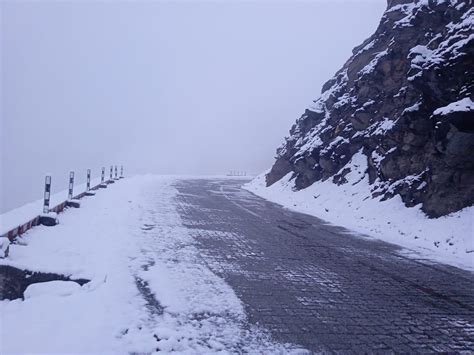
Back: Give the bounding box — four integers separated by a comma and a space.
266, 0, 473, 218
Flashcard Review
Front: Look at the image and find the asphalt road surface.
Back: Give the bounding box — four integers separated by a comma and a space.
174, 179, 474, 353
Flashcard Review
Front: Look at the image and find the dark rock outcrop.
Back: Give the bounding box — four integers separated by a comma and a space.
266, 0, 474, 217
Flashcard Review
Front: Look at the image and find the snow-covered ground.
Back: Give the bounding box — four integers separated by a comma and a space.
0, 175, 293, 354
245, 155, 473, 271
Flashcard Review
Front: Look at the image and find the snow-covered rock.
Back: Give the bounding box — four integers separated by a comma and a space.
266, 0, 474, 218
39, 212, 59, 226
24, 280, 81, 299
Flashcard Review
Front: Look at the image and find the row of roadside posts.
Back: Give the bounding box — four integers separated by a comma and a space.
0, 165, 125, 256
42, 165, 124, 216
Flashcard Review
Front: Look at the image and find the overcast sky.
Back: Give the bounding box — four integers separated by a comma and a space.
1, 0, 385, 212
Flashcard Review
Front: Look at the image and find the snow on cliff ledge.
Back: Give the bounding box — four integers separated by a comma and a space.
245, 152, 473, 271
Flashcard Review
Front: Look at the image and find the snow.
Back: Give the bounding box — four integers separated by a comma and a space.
308, 69, 348, 113
386, 1, 448, 28
447, 6, 474, 32
39, 211, 58, 219
353, 117, 396, 139
333, 92, 355, 109
67, 198, 81, 206
408, 11, 474, 81
353, 39, 376, 57
363, 99, 375, 108
297, 132, 324, 154
0, 175, 293, 354
384, 170, 428, 195
245, 152, 474, 271
359, 49, 389, 76
371, 117, 395, 135
371, 150, 385, 166
409, 44, 443, 68
320, 136, 349, 155
24, 281, 81, 299
402, 101, 422, 114
433, 97, 474, 115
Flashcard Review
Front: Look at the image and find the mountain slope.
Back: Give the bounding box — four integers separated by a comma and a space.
266, 0, 474, 217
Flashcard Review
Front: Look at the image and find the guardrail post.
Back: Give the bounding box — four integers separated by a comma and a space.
108, 165, 115, 184
43, 175, 51, 214
40, 175, 58, 226
68, 172, 74, 199
85, 169, 95, 196
120, 165, 124, 178
114, 165, 118, 179
66, 171, 80, 208
86, 169, 91, 191
98, 167, 107, 188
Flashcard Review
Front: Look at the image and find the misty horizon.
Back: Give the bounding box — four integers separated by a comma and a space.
1, 0, 385, 212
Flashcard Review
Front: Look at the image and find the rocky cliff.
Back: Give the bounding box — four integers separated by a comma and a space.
266, 0, 474, 217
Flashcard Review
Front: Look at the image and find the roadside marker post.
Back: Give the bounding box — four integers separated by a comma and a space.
39, 175, 58, 226
85, 169, 95, 196
99, 167, 107, 188
86, 169, 91, 191
120, 165, 124, 178
43, 176, 51, 214
68, 172, 74, 199
109, 166, 115, 184
66, 172, 80, 208
114, 165, 118, 180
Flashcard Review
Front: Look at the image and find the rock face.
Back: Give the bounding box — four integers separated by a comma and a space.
266, 0, 474, 217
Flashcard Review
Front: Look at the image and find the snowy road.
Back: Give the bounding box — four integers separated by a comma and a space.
2, 176, 473, 353
174, 179, 474, 353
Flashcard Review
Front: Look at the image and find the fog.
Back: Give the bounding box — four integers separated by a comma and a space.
1, 0, 385, 213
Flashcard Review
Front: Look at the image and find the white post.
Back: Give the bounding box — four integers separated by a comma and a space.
101, 167, 105, 183
43, 175, 51, 214
68, 172, 74, 200
86, 169, 91, 191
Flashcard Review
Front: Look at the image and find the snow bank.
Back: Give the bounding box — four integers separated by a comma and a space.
0, 176, 150, 353
24, 280, 81, 299
245, 157, 473, 271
